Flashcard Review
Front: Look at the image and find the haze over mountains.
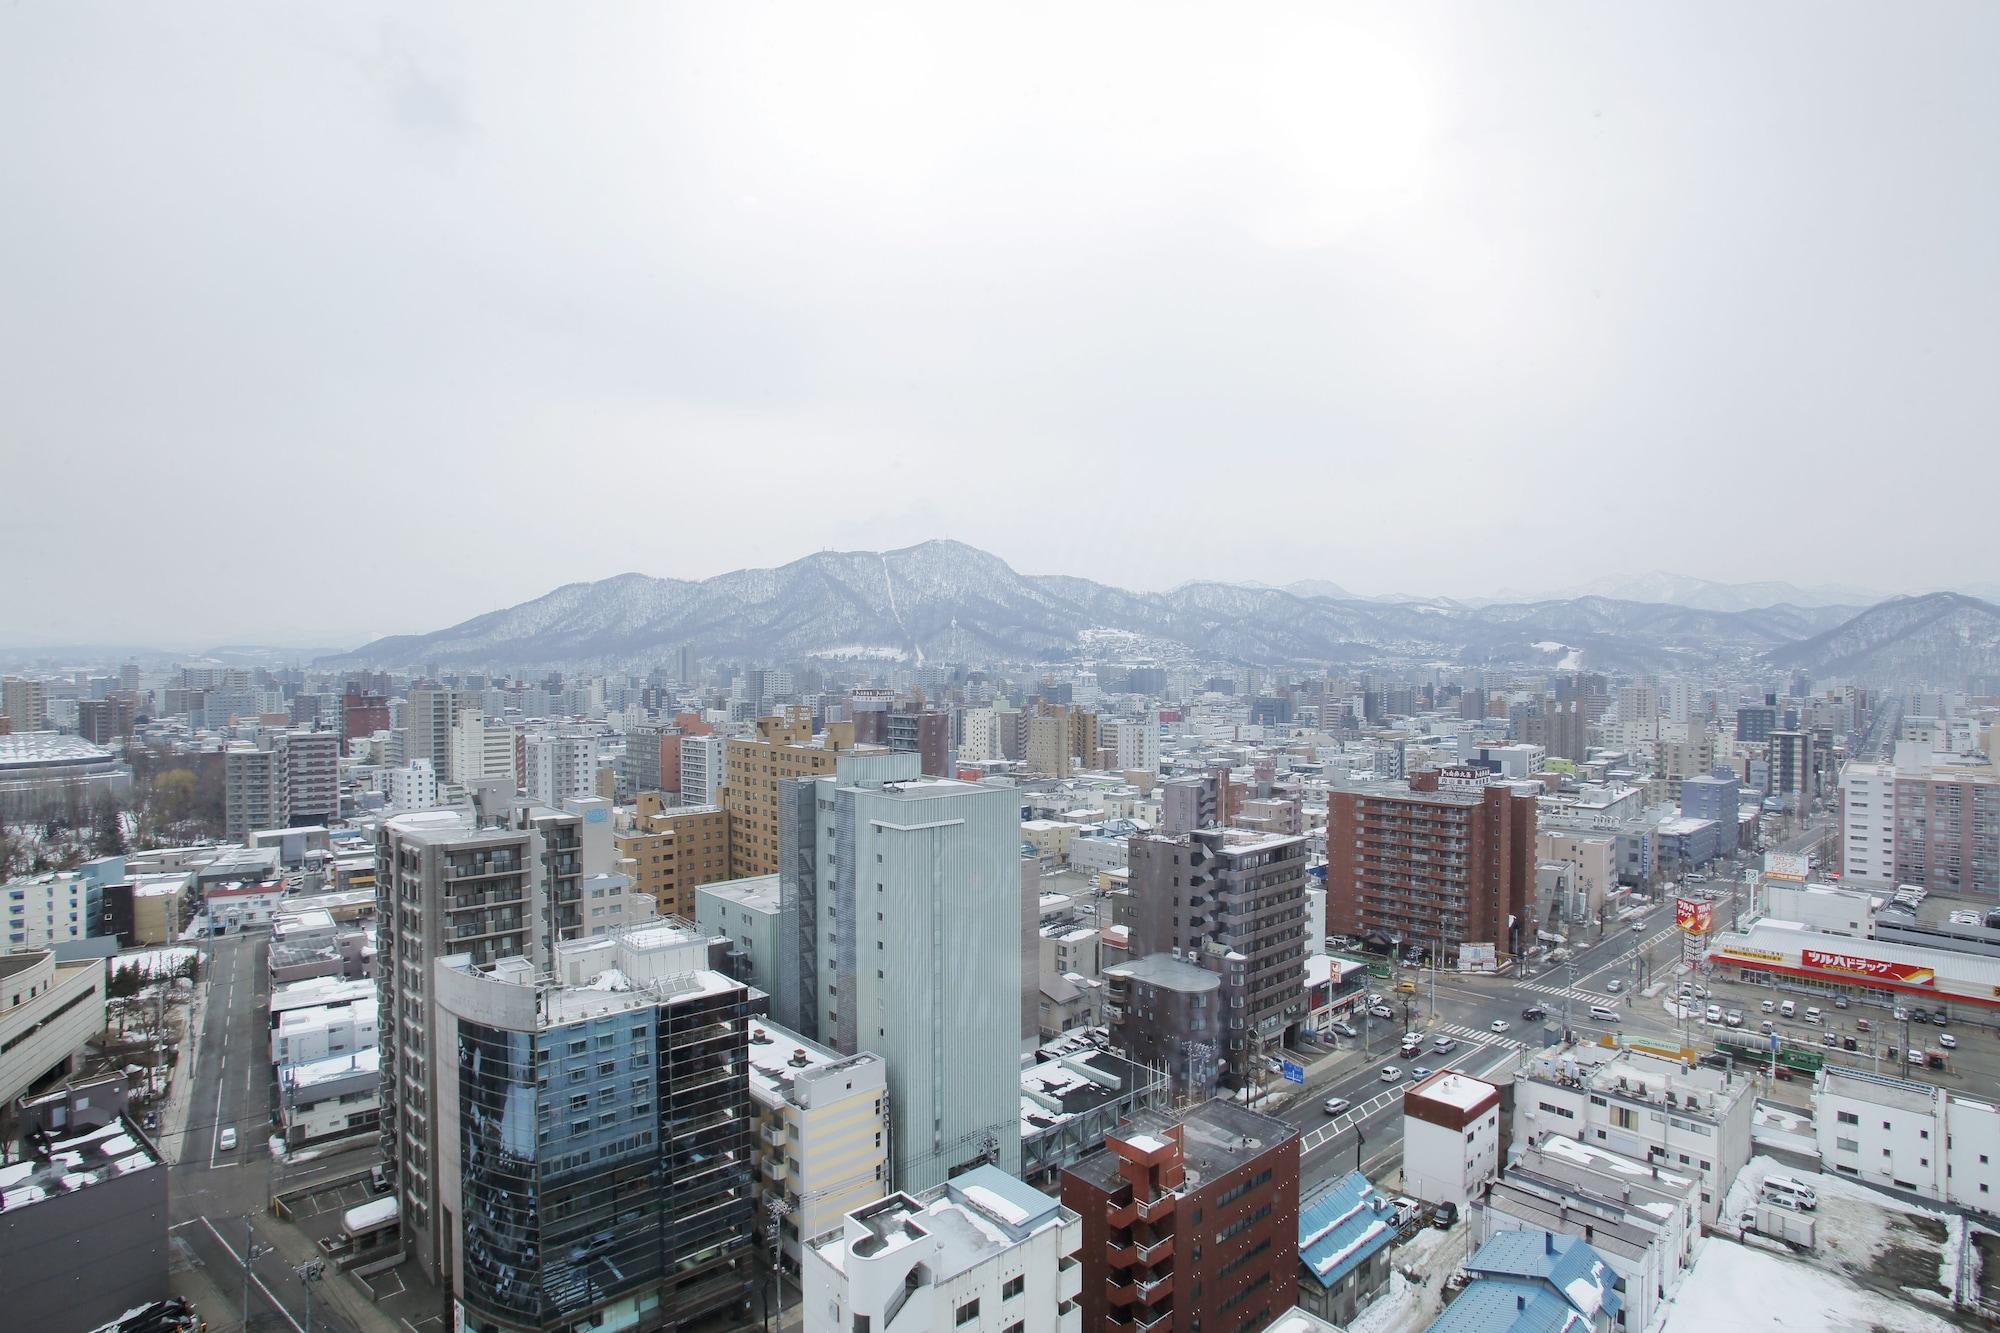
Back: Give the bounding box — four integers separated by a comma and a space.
320, 541, 2000, 685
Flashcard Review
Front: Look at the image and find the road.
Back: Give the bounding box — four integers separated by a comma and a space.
171, 931, 363, 1333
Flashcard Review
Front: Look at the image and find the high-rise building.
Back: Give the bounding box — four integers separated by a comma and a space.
1026, 711, 1072, 778
616, 800, 731, 918
678, 733, 726, 806
777, 751, 1025, 1190
621, 721, 671, 796
340, 689, 391, 755
1110, 714, 1161, 773
224, 743, 282, 840
1059, 1100, 1300, 1333
1893, 762, 2000, 895
723, 710, 861, 878
524, 732, 600, 807
428, 926, 757, 1333
1766, 730, 1815, 807
403, 686, 470, 773
1736, 702, 1777, 744
76, 693, 137, 745
1159, 773, 1220, 835
1, 677, 48, 734
224, 730, 338, 838
1119, 827, 1308, 1090
450, 712, 521, 788
282, 729, 340, 827
1325, 770, 1538, 959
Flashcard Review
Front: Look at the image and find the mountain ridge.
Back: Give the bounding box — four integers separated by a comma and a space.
320, 540, 1993, 682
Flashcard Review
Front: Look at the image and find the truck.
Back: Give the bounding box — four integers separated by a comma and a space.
1738, 1204, 1816, 1250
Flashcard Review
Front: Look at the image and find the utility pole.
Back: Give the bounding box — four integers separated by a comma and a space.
242, 1215, 270, 1331
764, 1196, 793, 1332
296, 1258, 325, 1331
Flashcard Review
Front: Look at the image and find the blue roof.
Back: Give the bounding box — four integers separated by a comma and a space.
1458, 1231, 1623, 1323
1297, 1170, 1396, 1289
1426, 1277, 1595, 1333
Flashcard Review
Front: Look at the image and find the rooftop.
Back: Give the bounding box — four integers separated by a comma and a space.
746, 1019, 878, 1107
696, 874, 780, 913
1411, 1070, 1500, 1114
809, 1165, 1072, 1279
1066, 1098, 1295, 1194
0, 1116, 161, 1213
0, 732, 116, 767
1105, 951, 1220, 993
1818, 1063, 1944, 1114
1298, 1170, 1397, 1289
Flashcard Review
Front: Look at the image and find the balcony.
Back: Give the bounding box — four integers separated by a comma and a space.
1136, 1192, 1176, 1223
1108, 1277, 1139, 1308
1137, 1271, 1174, 1304
1107, 1242, 1138, 1270
1134, 1235, 1172, 1264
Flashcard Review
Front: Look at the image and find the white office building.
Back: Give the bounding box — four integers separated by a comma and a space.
1813, 1064, 2000, 1208
1402, 1071, 1501, 1209
1513, 1044, 1755, 1223
677, 732, 726, 805
746, 1020, 890, 1272
802, 1166, 1083, 1333
3, 872, 89, 950
1840, 760, 1897, 883
779, 752, 1027, 1190
449, 711, 520, 787
524, 732, 600, 806
380, 758, 440, 812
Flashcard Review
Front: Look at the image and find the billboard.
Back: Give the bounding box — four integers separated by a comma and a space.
1458, 943, 1497, 973
1675, 897, 1715, 935
1764, 851, 1810, 882
1801, 948, 1937, 987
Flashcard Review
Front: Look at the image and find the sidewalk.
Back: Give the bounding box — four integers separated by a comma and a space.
157, 970, 211, 1165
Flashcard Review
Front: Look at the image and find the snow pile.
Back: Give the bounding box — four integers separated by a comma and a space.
1344, 1271, 1433, 1333
111, 947, 197, 977
1660, 1238, 1956, 1333
960, 1184, 1031, 1227
1312, 1219, 1388, 1277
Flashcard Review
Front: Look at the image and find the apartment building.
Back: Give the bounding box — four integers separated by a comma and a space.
225, 743, 282, 840
723, 709, 858, 877
224, 729, 340, 839
1059, 1100, 1300, 1333
430, 926, 757, 1333
745, 1019, 889, 1272
1, 676, 48, 733
695, 875, 780, 998
1894, 762, 2000, 895
803, 1166, 1083, 1333
615, 802, 730, 918
1122, 827, 1309, 1090
678, 732, 726, 806
1840, 760, 1897, 882
1511, 1045, 1754, 1223
3, 872, 89, 950
1325, 770, 1538, 960
776, 750, 1026, 1190
1471, 1137, 1699, 1333
524, 732, 599, 807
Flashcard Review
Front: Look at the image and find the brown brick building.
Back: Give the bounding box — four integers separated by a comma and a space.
617, 799, 732, 917
1059, 1099, 1299, 1333
1326, 769, 1537, 960
722, 710, 869, 877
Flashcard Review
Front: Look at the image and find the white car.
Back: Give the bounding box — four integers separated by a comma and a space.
1381, 1066, 1403, 1083
218, 1127, 237, 1152
1490, 1019, 1510, 1033
1939, 1033, 1958, 1050
1323, 1097, 1352, 1115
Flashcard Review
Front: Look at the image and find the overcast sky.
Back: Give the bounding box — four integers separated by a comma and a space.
4, 3, 1996, 648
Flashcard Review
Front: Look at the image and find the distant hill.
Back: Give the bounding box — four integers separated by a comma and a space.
322, 540, 1928, 674
1764, 593, 2000, 685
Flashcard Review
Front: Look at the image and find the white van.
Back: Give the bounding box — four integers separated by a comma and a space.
1589, 1004, 1621, 1023
1705, 1003, 1723, 1024
1780, 1000, 1796, 1018
1761, 1175, 1818, 1211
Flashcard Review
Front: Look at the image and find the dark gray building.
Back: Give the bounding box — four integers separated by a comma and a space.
0, 1114, 168, 1332
1122, 827, 1309, 1089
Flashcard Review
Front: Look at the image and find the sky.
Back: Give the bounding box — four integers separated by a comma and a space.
3, 2, 1996, 648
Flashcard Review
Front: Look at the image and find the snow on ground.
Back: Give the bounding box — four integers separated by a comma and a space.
1721, 1155, 1957, 1299
1344, 1271, 1433, 1333
1661, 1237, 1958, 1333
111, 946, 197, 976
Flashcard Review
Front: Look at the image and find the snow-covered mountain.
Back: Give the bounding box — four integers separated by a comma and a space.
325, 540, 1942, 674
1763, 593, 2000, 684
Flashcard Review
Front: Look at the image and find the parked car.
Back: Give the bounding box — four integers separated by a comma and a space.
1833, 996, 1850, 1009
1939, 1033, 1958, 1050
1727, 1010, 1744, 1028
1822, 1032, 1839, 1047
1705, 1004, 1723, 1024
1855, 1018, 1871, 1033
1909, 1050, 1926, 1066
1761, 999, 1777, 1013
1331, 1021, 1360, 1039
1370, 1005, 1394, 1020
142, 1112, 160, 1131
1761, 1020, 1776, 1034
371, 1164, 392, 1193
1842, 1037, 1859, 1051
1323, 1097, 1352, 1115
218, 1127, 237, 1152
1432, 1201, 1459, 1230
1804, 1006, 1822, 1022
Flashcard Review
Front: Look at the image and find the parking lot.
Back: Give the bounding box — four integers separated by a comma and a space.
276, 1170, 449, 1332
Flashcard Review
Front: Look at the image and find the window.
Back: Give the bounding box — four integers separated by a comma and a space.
1837, 1111, 1859, 1126
1002, 1275, 1024, 1300
955, 1300, 980, 1325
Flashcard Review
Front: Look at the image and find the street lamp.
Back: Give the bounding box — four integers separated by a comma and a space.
242, 1216, 271, 1332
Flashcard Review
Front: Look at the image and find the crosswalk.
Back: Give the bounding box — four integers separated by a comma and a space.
1434, 1020, 1530, 1052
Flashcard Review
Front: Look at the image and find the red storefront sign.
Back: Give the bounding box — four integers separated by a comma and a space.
1801, 948, 1936, 987
1675, 897, 1714, 934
